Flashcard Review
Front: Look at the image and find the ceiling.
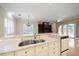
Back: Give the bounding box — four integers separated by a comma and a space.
0, 3, 79, 21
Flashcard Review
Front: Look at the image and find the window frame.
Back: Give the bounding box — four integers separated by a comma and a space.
4, 18, 15, 37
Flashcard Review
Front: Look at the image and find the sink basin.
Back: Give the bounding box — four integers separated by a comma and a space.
18, 39, 45, 46
35, 39, 45, 43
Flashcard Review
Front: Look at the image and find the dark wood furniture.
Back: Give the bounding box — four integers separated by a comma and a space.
38, 22, 52, 33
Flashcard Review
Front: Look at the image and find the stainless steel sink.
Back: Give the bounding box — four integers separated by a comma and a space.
18, 39, 45, 46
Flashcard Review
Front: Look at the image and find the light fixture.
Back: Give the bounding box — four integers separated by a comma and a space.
18, 14, 21, 16
57, 18, 63, 22
8, 12, 14, 18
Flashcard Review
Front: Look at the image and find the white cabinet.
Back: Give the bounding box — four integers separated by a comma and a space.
15, 47, 35, 56
48, 40, 60, 56
36, 35, 60, 56
0, 52, 14, 56
0, 34, 62, 56
35, 44, 48, 56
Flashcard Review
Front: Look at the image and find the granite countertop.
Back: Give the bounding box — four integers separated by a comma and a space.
0, 37, 59, 54
0, 33, 61, 54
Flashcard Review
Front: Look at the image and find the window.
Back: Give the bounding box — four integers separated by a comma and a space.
68, 24, 75, 37
4, 18, 14, 37
58, 24, 75, 37
62, 24, 68, 36
23, 24, 33, 36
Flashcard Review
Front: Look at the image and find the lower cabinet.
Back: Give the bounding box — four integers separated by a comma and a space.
0, 40, 61, 56
15, 47, 35, 56
35, 44, 48, 56
48, 41, 60, 56
0, 52, 14, 56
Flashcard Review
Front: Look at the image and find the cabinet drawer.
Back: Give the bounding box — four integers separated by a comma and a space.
0, 52, 14, 56
48, 44, 60, 56
48, 41, 60, 49
15, 47, 35, 56
49, 49, 60, 56
35, 44, 48, 56
48, 41, 60, 56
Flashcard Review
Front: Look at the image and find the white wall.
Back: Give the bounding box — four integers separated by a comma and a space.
0, 6, 7, 37
0, 6, 17, 37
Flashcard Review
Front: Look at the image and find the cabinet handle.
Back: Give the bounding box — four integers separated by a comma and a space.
25, 51, 27, 54
42, 47, 44, 48
53, 48, 55, 50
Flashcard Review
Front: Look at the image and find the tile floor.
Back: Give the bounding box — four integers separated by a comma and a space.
68, 48, 79, 56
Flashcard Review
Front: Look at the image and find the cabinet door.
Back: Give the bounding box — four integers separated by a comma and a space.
61, 39, 69, 51
48, 42, 60, 56
35, 44, 48, 56
53, 40, 60, 49
49, 50, 60, 56
15, 47, 35, 56
0, 52, 14, 56
48, 41, 60, 56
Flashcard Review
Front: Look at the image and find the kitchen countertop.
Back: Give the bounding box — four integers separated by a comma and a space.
0, 37, 59, 54
0, 41, 46, 54
0, 33, 69, 54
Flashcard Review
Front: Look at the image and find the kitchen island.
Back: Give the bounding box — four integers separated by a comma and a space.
0, 33, 69, 56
